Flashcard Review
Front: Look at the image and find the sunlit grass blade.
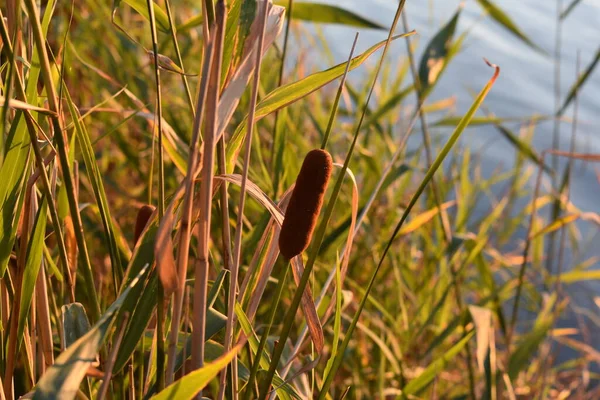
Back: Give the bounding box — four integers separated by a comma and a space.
558, 46, 600, 115
475, 0, 545, 53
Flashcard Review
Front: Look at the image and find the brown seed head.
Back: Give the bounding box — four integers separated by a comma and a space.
134, 205, 155, 245
279, 149, 333, 260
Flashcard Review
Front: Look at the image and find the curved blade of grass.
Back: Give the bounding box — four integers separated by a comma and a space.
560, 0, 583, 19
17, 197, 48, 347
274, 1, 385, 29
226, 31, 415, 170
475, 0, 545, 53
529, 213, 580, 239
558, 46, 600, 116
64, 87, 124, 289
116, 0, 170, 31
33, 264, 151, 400
432, 115, 553, 127
151, 342, 244, 400
404, 331, 475, 395
0, 97, 57, 115
318, 61, 500, 397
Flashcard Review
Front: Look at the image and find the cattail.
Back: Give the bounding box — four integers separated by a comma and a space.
279, 149, 333, 260
134, 205, 155, 245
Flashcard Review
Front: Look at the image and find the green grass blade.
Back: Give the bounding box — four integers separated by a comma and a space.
418, 7, 461, 94
63, 87, 124, 289
560, 0, 583, 19
475, 0, 545, 53
404, 331, 475, 395
17, 197, 48, 346
274, 1, 385, 30
151, 342, 243, 400
558, 46, 600, 115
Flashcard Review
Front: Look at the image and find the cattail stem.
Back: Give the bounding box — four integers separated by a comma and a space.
192, 3, 225, 397
244, 261, 289, 400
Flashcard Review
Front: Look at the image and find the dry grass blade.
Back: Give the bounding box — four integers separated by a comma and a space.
166, 20, 217, 384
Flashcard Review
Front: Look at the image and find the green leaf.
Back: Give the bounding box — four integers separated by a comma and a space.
119, 0, 170, 32
17, 197, 48, 347
226, 31, 415, 170
151, 342, 243, 400
556, 269, 600, 284
558, 46, 600, 115
222, 0, 257, 86
274, 1, 385, 30
475, 0, 544, 53
34, 264, 151, 400
493, 124, 552, 173
432, 115, 552, 127
64, 87, 124, 286
61, 303, 92, 349
404, 331, 476, 395
418, 7, 461, 93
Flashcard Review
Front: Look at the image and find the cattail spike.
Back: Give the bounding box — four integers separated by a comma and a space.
134, 205, 156, 246
279, 149, 333, 260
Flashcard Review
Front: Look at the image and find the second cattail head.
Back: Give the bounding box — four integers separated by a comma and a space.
134, 204, 156, 246
279, 149, 333, 260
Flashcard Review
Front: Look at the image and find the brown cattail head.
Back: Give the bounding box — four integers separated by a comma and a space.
134, 205, 155, 245
279, 149, 333, 260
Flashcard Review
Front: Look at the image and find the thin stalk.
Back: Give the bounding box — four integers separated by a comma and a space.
271, 0, 294, 195
164, 0, 195, 116
97, 313, 130, 400
23, 0, 101, 321
320, 33, 359, 150
401, 11, 452, 242
507, 152, 547, 348
166, 24, 216, 385
556, 50, 580, 295
402, 14, 474, 395
218, 2, 270, 399
192, 4, 225, 396
546, 0, 564, 275
244, 263, 289, 400
145, 0, 166, 389
258, 3, 408, 398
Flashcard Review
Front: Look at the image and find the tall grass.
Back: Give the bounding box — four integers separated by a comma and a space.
1, 0, 599, 399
